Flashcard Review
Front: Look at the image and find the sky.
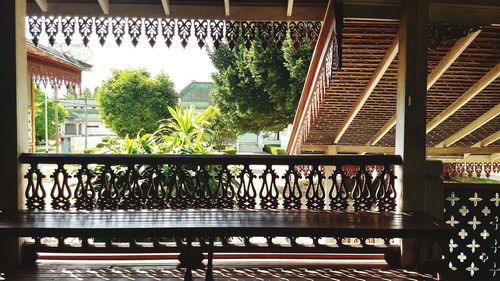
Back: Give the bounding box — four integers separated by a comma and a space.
82, 38, 216, 92
31, 27, 216, 93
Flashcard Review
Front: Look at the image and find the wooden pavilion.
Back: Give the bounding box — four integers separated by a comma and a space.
1, 0, 499, 280
27, 41, 92, 152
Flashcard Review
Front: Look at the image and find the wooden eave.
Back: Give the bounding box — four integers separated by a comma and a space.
26, 0, 500, 24
27, 44, 84, 76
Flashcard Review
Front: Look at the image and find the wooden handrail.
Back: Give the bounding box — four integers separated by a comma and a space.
286, 0, 337, 155
19, 153, 402, 166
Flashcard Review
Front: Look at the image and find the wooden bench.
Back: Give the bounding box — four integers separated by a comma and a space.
0, 153, 452, 280
0, 209, 450, 280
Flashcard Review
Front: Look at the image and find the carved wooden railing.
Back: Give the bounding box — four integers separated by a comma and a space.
443, 162, 500, 180
287, 0, 340, 155
443, 183, 500, 279
20, 153, 400, 255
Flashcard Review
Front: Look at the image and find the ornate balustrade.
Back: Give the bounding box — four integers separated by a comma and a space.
443, 162, 500, 180
19, 153, 401, 255
443, 183, 500, 279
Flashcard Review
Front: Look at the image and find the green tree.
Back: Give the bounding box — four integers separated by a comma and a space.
64, 87, 78, 99
204, 106, 239, 150
96, 68, 178, 137
208, 38, 313, 133
34, 89, 67, 143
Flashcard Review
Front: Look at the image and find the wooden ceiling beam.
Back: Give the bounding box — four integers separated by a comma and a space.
366, 33, 487, 146
472, 131, 500, 147
333, 37, 399, 144
25, 0, 500, 24
287, 0, 294, 17
35, 0, 48, 12
28, 2, 326, 20
302, 144, 500, 155
427, 30, 481, 90
463, 130, 500, 158
429, 1, 500, 25
435, 103, 500, 148
161, 0, 170, 16
491, 153, 500, 162
97, 0, 109, 15
366, 115, 396, 146
224, 0, 230, 16
429, 154, 498, 163
427, 62, 500, 133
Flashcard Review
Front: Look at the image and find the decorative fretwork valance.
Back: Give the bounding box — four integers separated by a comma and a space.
28, 60, 82, 89
28, 16, 322, 51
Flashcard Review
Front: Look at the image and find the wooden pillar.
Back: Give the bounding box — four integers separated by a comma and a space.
395, 0, 428, 267
395, 0, 428, 213
0, 0, 30, 267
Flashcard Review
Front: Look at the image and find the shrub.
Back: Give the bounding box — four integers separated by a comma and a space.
223, 146, 237, 154
263, 144, 280, 153
270, 147, 286, 155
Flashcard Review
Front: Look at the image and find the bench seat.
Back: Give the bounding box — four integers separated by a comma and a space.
0, 209, 450, 280
0, 209, 449, 238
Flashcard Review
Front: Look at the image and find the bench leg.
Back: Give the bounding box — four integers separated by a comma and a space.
384, 248, 401, 267
20, 243, 38, 268
177, 236, 204, 281
205, 236, 214, 281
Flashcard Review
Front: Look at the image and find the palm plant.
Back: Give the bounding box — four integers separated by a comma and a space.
150, 106, 213, 154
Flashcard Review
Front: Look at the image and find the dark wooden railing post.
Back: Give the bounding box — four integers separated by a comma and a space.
0, 0, 30, 268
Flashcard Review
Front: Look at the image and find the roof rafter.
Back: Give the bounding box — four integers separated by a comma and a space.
224, 0, 230, 16
366, 31, 482, 146
459, 153, 500, 162
427, 62, 500, 133
435, 103, 500, 148
472, 131, 500, 147
35, 0, 48, 12
161, 0, 170, 16
333, 37, 399, 144
98, 0, 109, 15
462, 130, 500, 158
287, 0, 294, 17
366, 116, 396, 146
427, 30, 481, 89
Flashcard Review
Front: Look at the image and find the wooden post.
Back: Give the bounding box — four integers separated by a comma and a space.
395, 0, 429, 267
54, 87, 60, 153
0, 0, 30, 267
30, 77, 36, 153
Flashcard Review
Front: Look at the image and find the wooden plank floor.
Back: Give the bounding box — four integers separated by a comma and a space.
1, 263, 440, 280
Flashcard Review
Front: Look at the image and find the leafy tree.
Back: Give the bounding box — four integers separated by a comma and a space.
64, 87, 94, 99
208, 38, 313, 133
96, 68, 178, 137
204, 106, 239, 150
34, 88, 67, 142
64, 87, 78, 99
